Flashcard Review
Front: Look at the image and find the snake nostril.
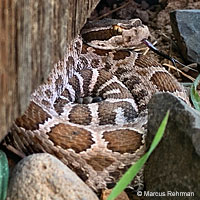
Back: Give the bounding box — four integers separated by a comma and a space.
124, 35, 131, 42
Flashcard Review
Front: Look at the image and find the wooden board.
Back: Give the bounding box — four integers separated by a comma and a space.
0, 0, 100, 141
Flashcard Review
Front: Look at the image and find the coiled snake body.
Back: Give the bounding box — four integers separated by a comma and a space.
6, 19, 189, 191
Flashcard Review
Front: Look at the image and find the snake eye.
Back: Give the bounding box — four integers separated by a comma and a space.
113, 25, 123, 34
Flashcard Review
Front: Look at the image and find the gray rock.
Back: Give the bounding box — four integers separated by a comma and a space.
170, 10, 200, 65
144, 93, 200, 199
7, 153, 99, 200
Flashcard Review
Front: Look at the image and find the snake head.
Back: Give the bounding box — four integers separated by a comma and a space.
81, 18, 150, 50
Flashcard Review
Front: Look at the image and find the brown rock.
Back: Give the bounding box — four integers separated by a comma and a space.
101, 189, 129, 200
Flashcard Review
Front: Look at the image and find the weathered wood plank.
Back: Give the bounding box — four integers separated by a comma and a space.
0, 0, 100, 141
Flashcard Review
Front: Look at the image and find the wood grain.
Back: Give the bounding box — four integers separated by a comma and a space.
0, 0, 100, 141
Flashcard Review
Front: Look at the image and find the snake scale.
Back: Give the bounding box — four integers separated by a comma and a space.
5, 19, 190, 192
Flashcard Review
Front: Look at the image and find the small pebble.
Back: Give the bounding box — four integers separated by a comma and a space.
92, 96, 103, 103
77, 97, 83, 104
101, 189, 130, 200
83, 96, 93, 104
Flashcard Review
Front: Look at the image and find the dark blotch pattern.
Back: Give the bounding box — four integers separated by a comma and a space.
41, 99, 51, 107
54, 97, 69, 114
123, 75, 141, 89
44, 89, 52, 99
79, 56, 89, 67
47, 123, 94, 153
93, 48, 110, 57
69, 105, 92, 125
135, 54, 161, 68
79, 69, 93, 96
61, 88, 73, 102
113, 50, 130, 60
15, 101, 51, 130
91, 58, 100, 68
69, 75, 81, 99
93, 70, 113, 95
98, 101, 137, 125
86, 154, 115, 171
103, 129, 142, 154
98, 82, 132, 100
82, 29, 117, 42
150, 71, 181, 92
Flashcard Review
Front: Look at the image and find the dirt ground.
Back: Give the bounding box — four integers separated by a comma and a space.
89, 0, 200, 83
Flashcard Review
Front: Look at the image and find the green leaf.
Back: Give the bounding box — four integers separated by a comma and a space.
107, 110, 170, 200
190, 74, 200, 111
0, 150, 9, 200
